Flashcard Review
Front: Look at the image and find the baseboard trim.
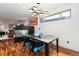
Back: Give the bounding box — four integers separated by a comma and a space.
53, 45, 79, 56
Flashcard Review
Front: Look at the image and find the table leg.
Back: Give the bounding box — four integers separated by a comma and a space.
56, 38, 58, 55
45, 43, 49, 56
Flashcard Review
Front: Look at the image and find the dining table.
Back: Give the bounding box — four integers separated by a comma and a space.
28, 35, 59, 56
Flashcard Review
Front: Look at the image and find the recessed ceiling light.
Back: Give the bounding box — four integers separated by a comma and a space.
17, 24, 20, 26
13, 25, 15, 27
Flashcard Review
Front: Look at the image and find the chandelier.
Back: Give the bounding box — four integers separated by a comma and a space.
29, 4, 49, 16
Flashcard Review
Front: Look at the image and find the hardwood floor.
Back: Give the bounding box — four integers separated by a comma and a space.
0, 39, 69, 56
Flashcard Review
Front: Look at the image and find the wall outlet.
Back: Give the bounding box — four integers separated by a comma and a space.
38, 28, 40, 30
67, 41, 69, 43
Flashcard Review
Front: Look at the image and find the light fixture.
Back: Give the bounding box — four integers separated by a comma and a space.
29, 3, 49, 16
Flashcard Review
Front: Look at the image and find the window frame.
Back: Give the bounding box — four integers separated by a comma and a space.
60, 9, 71, 20
40, 8, 71, 23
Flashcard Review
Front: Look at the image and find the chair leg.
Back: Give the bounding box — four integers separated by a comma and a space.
29, 52, 35, 56
27, 46, 31, 56
52, 43, 53, 48
34, 53, 36, 56
33, 53, 39, 56
24, 46, 30, 56
41, 48, 45, 56
28, 49, 31, 56
50, 42, 53, 49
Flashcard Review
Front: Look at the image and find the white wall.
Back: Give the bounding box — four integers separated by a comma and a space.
0, 21, 8, 31
35, 4, 79, 52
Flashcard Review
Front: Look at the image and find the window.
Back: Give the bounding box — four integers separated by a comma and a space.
61, 9, 71, 19
44, 14, 60, 22
40, 19, 44, 23
40, 9, 71, 23
41, 14, 60, 22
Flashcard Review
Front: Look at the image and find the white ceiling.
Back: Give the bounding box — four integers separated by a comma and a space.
0, 3, 64, 24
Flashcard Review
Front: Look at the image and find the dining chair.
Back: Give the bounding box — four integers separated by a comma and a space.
13, 36, 26, 50
23, 37, 45, 56
29, 40, 45, 56
23, 36, 32, 55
